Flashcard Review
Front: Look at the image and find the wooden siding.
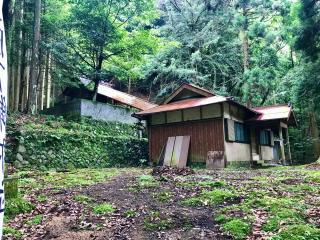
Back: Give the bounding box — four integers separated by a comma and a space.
149, 118, 224, 163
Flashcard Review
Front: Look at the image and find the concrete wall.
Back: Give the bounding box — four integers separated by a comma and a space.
43, 99, 137, 124
80, 99, 137, 124
223, 102, 252, 163
260, 146, 273, 161
224, 142, 251, 162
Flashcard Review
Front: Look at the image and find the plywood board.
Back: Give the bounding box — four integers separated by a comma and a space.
178, 136, 190, 168
163, 137, 175, 166
171, 136, 190, 168
171, 136, 182, 167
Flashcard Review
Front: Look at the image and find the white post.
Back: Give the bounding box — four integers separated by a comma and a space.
0, 0, 8, 237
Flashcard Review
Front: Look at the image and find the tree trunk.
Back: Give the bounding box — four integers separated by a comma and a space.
37, 57, 44, 111
14, 0, 24, 111
27, 0, 41, 114
45, 52, 51, 108
92, 53, 103, 101
241, 29, 249, 71
309, 111, 320, 160
240, 6, 251, 107
128, 78, 131, 94
18, 37, 27, 111
8, 0, 16, 112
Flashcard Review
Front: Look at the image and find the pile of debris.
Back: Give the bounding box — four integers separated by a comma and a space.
152, 166, 195, 179
306, 161, 320, 170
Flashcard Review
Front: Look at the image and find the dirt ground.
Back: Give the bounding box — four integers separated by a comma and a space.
4, 167, 320, 240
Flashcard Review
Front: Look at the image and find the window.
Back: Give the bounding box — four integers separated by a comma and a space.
235, 122, 250, 143
260, 130, 271, 146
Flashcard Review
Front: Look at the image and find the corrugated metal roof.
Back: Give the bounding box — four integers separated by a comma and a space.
134, 96, 228, 116
252, 105, 292, 121
97, 85, 157, 111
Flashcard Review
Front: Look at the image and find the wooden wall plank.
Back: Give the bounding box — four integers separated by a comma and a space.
149, 119, 224, 163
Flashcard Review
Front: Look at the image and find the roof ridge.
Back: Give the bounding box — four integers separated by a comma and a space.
98, 84, 157, 105
253, 104, 289, 109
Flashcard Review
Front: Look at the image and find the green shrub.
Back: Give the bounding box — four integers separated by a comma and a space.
5, 197, 35, 218
93, 203, 116, 215
223, 218, 251, 240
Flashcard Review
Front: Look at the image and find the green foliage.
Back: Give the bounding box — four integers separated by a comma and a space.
93, 203, 116, 215
53, 0, 160, 91
5, 197, 35, 218
223, 218, 251, 240
142, 0, 242, 101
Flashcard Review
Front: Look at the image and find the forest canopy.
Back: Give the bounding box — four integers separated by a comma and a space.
4, 0, 320, 163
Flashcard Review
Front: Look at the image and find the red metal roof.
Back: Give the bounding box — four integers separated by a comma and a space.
134, 96, 228, 116
251, 104, 297, 125
98, 85, 157, 111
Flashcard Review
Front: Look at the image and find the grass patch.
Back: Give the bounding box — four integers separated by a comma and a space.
3, 226, 22, 239
138, 175, 159, 188
154, 191, 172, 202
144, 211, 173, 231
124, 209, 137, 218
74, 194, 93, 204
271, 224, 320, 240
182, 189, 236, 206
5, 197, 35, 218
262, 208, 304, 232
93, 203, 116, 215
36, 194, 47, 202
26, 214, 43, 225
223, 218, 251, 240
42, 169, 119, 188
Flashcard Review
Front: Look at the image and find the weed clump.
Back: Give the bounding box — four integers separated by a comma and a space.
271, 224, 320, 240
144, 211, 173, 231
3, 227, 22, 239
223, 218, 251, 240
138, 175, 159, 188
93, 203, 116, 215
74, 194, 93, 204
5, 197, 35, 218
182, 189, 236, 206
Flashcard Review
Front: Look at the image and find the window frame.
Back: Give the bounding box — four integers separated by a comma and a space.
260, 129, 271, 146
234, 122, 250, 144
